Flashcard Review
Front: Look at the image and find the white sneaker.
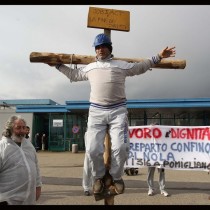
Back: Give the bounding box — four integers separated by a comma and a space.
161, 190, 169, 197
148, 189, 154, 196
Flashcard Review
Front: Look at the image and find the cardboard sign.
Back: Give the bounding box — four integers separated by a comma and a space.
87, 7, 130, 32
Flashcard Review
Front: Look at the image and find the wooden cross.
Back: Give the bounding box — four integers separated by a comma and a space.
30, 7, 186, 69
30, 6, 186, 205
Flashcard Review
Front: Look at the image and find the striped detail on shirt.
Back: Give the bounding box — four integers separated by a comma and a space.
55, 64, 62, 70
90, 101, 127, 109
152, 55, 161, 64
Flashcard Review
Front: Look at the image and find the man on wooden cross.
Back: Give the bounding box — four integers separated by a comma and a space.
46, 33, 176, 195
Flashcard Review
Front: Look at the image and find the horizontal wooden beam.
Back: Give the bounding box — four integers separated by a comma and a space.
30, 52, 186, 69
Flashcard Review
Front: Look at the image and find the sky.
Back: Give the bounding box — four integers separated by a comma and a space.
1, 5, 210, 105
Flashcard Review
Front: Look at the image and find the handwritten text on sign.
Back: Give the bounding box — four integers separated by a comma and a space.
87, 7, 130, 32
125, 125, 210, 171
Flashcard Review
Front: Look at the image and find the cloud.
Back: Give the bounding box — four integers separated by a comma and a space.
1, 5, 210, 104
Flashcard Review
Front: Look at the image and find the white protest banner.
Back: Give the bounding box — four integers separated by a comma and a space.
125, 125, 210, 172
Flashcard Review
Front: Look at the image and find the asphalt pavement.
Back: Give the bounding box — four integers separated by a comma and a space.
36, 151, 210, 205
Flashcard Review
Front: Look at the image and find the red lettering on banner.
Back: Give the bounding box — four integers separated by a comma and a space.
144, 128, 151, 138
203, 128, 210, 139
129, 129, 136, 138
171, 128, 178, 138
129, 128, 162, 139
135, 128, 144, 138
153, 128, 162, 138
171, 128, 210, 140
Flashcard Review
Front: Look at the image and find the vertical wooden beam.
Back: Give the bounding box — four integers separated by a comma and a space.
104, 29, 111, 38
103, 129, 114, 205
103, 28, 114, 205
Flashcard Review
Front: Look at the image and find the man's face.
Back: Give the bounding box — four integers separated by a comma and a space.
12, 119, 26, 142
95, 44, 110, 60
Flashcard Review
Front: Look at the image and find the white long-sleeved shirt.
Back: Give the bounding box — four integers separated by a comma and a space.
0, 136, 42, 205
56, 55, 161, 106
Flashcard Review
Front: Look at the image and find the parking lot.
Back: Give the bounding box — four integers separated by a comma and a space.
36, 151, 210, 205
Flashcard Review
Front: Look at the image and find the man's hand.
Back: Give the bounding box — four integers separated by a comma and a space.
159, 46, 176, 59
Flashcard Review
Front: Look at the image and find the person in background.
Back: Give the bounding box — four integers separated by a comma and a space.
41, 133, 46, 151
34, 132, 40, 152
82, 132, 93, 196
0, 115, 42, 205
45, 33, 176, 195
82, 153, 93, 196
147, 122, 169, 197
25, 126, 30, 140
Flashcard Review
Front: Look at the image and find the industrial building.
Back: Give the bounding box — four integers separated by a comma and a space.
1, 98, 210, 152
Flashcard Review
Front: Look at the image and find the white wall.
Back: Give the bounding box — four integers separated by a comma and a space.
0, 108, 33, 135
